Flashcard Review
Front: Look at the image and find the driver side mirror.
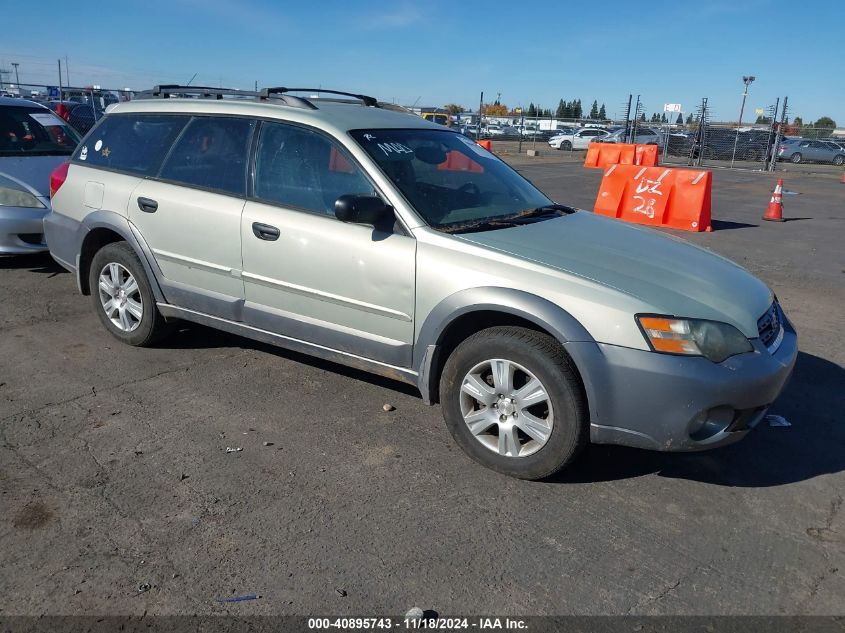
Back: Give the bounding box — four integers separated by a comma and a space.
334, 194, 394, 227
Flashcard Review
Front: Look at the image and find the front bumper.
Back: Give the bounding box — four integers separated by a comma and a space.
565, 319, 798, 451
0, 205, 49, 254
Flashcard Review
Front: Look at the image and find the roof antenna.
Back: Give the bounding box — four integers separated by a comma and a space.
186, 72, 197, 86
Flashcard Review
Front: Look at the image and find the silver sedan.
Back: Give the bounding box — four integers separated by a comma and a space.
0, 97, 80, 255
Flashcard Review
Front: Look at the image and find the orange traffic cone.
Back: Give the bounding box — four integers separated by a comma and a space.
763, 179, 785, 222
840, 170, 845, 184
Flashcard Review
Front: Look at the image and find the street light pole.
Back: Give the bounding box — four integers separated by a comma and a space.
11, 62, 19, 86
730, 75, 755, 167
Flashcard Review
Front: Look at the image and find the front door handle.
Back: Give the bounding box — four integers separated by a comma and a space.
252, 222, 280, 241
137, 197, 158, 213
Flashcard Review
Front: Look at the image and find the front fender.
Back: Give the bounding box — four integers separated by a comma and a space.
414, 287, 595, 404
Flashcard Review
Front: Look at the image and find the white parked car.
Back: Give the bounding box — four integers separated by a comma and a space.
596, 127, 662, 145
548, 127, 610, 150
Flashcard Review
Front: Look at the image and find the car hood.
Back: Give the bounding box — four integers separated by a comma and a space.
456, 211, 773, 337
0, 155, 68, 198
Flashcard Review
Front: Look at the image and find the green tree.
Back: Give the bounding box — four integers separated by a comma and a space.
792, 116, 803, 126
444, 103, 464, 115
755, 115, 771, 124
589, 100, 599, 119
814, 116, 836, 128
675, 112, 683, 125
527, 102, 537, 117
661, 113, 667, 123
639, 112, 646, 122
685, 113, 694, 124
598, 103, 606, 119
555, 99, 565, 118
574, 99, 583, 119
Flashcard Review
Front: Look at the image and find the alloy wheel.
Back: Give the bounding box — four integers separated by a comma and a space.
98, 262, 143, 332
459, 358, 554, 458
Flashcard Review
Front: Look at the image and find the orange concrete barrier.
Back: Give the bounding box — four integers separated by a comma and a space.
584, 143, 659, 169
477, 139, 492, 151
593, 164, 712, 232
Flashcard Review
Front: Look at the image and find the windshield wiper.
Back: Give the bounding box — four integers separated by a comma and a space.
439, 218, 520, 234
507, 203, 575, 221
437, 204, 575, 235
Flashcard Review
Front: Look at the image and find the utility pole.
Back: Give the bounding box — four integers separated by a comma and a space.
11, 62, 19, 86
65, 56, 70, 85
730, 75, 755, 167
58, 59, 63, 99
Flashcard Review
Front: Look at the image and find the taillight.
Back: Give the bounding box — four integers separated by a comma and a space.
56, 103, 71, 121
50, 161, 70, 198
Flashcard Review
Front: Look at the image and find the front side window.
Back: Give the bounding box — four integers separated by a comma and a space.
73, 114, 186, 175
0, 106, 81, 156
159, 116, 255, 195
351, 128, 552, 231
254, 122, 373, 215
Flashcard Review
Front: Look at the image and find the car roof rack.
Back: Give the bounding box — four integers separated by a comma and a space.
261, 87, 380, 108
145, 85, 380, 110
148, 84, 318, 110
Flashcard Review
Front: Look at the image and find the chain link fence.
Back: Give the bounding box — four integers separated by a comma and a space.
456, 98, 844, 172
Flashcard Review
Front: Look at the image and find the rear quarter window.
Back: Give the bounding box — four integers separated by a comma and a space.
74, 114, 187, 176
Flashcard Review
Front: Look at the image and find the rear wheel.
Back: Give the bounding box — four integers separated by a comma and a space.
833, 155, 845, 166
89, 242, 172, 346
439, 326, 588, 480
790, 152, 803, 164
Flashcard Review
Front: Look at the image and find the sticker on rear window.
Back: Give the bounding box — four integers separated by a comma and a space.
80, 146, 88, 161
29, 112, 65, 127
94, 140, 103, 151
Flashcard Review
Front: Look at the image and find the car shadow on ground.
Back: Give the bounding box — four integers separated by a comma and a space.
552, 351, 844, 487
0, 252, 67, 275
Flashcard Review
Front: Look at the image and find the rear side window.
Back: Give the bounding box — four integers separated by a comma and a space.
158, 116, 255, 195
74, 114, 187, 175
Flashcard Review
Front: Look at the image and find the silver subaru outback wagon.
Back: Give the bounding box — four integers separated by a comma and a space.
44, 86, 797, 480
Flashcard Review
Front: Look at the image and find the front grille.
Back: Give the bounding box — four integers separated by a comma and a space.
757, 302, 782, 350
18, 233, 45, 245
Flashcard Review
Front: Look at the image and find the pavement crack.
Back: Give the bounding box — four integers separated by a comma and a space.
0, 364, 192, 425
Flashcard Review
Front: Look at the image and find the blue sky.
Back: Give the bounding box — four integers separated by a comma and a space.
1, 0, 843, 124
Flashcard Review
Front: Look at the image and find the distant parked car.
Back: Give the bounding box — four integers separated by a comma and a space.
594, 127, 662, 145
0, 97, 81, 254
778, 139, 845, 165
548, 127, 610, 150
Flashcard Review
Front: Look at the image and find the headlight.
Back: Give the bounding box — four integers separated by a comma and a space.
0, 186, 46, 208
637, 315, 753, 363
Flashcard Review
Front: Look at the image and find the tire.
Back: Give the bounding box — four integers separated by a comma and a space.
790, 152, 802, 164
833, 155, 845, 166
88, 242, 172, 346
439, 326, 588, 480
561, 140, 572, 151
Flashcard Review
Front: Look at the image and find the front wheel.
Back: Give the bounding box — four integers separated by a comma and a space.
89, 242, 172, 346
561, 140, 572, 151
791, 152, 803, 164
439, 326, 588, 480
833, 155, 845, 166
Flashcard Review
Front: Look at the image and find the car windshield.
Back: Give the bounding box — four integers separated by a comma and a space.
351, 128, 554, 232
0, 106, 81, 156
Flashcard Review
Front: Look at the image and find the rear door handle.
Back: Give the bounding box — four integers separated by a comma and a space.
252, 222, 280, 241
137, 197, 158, 213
